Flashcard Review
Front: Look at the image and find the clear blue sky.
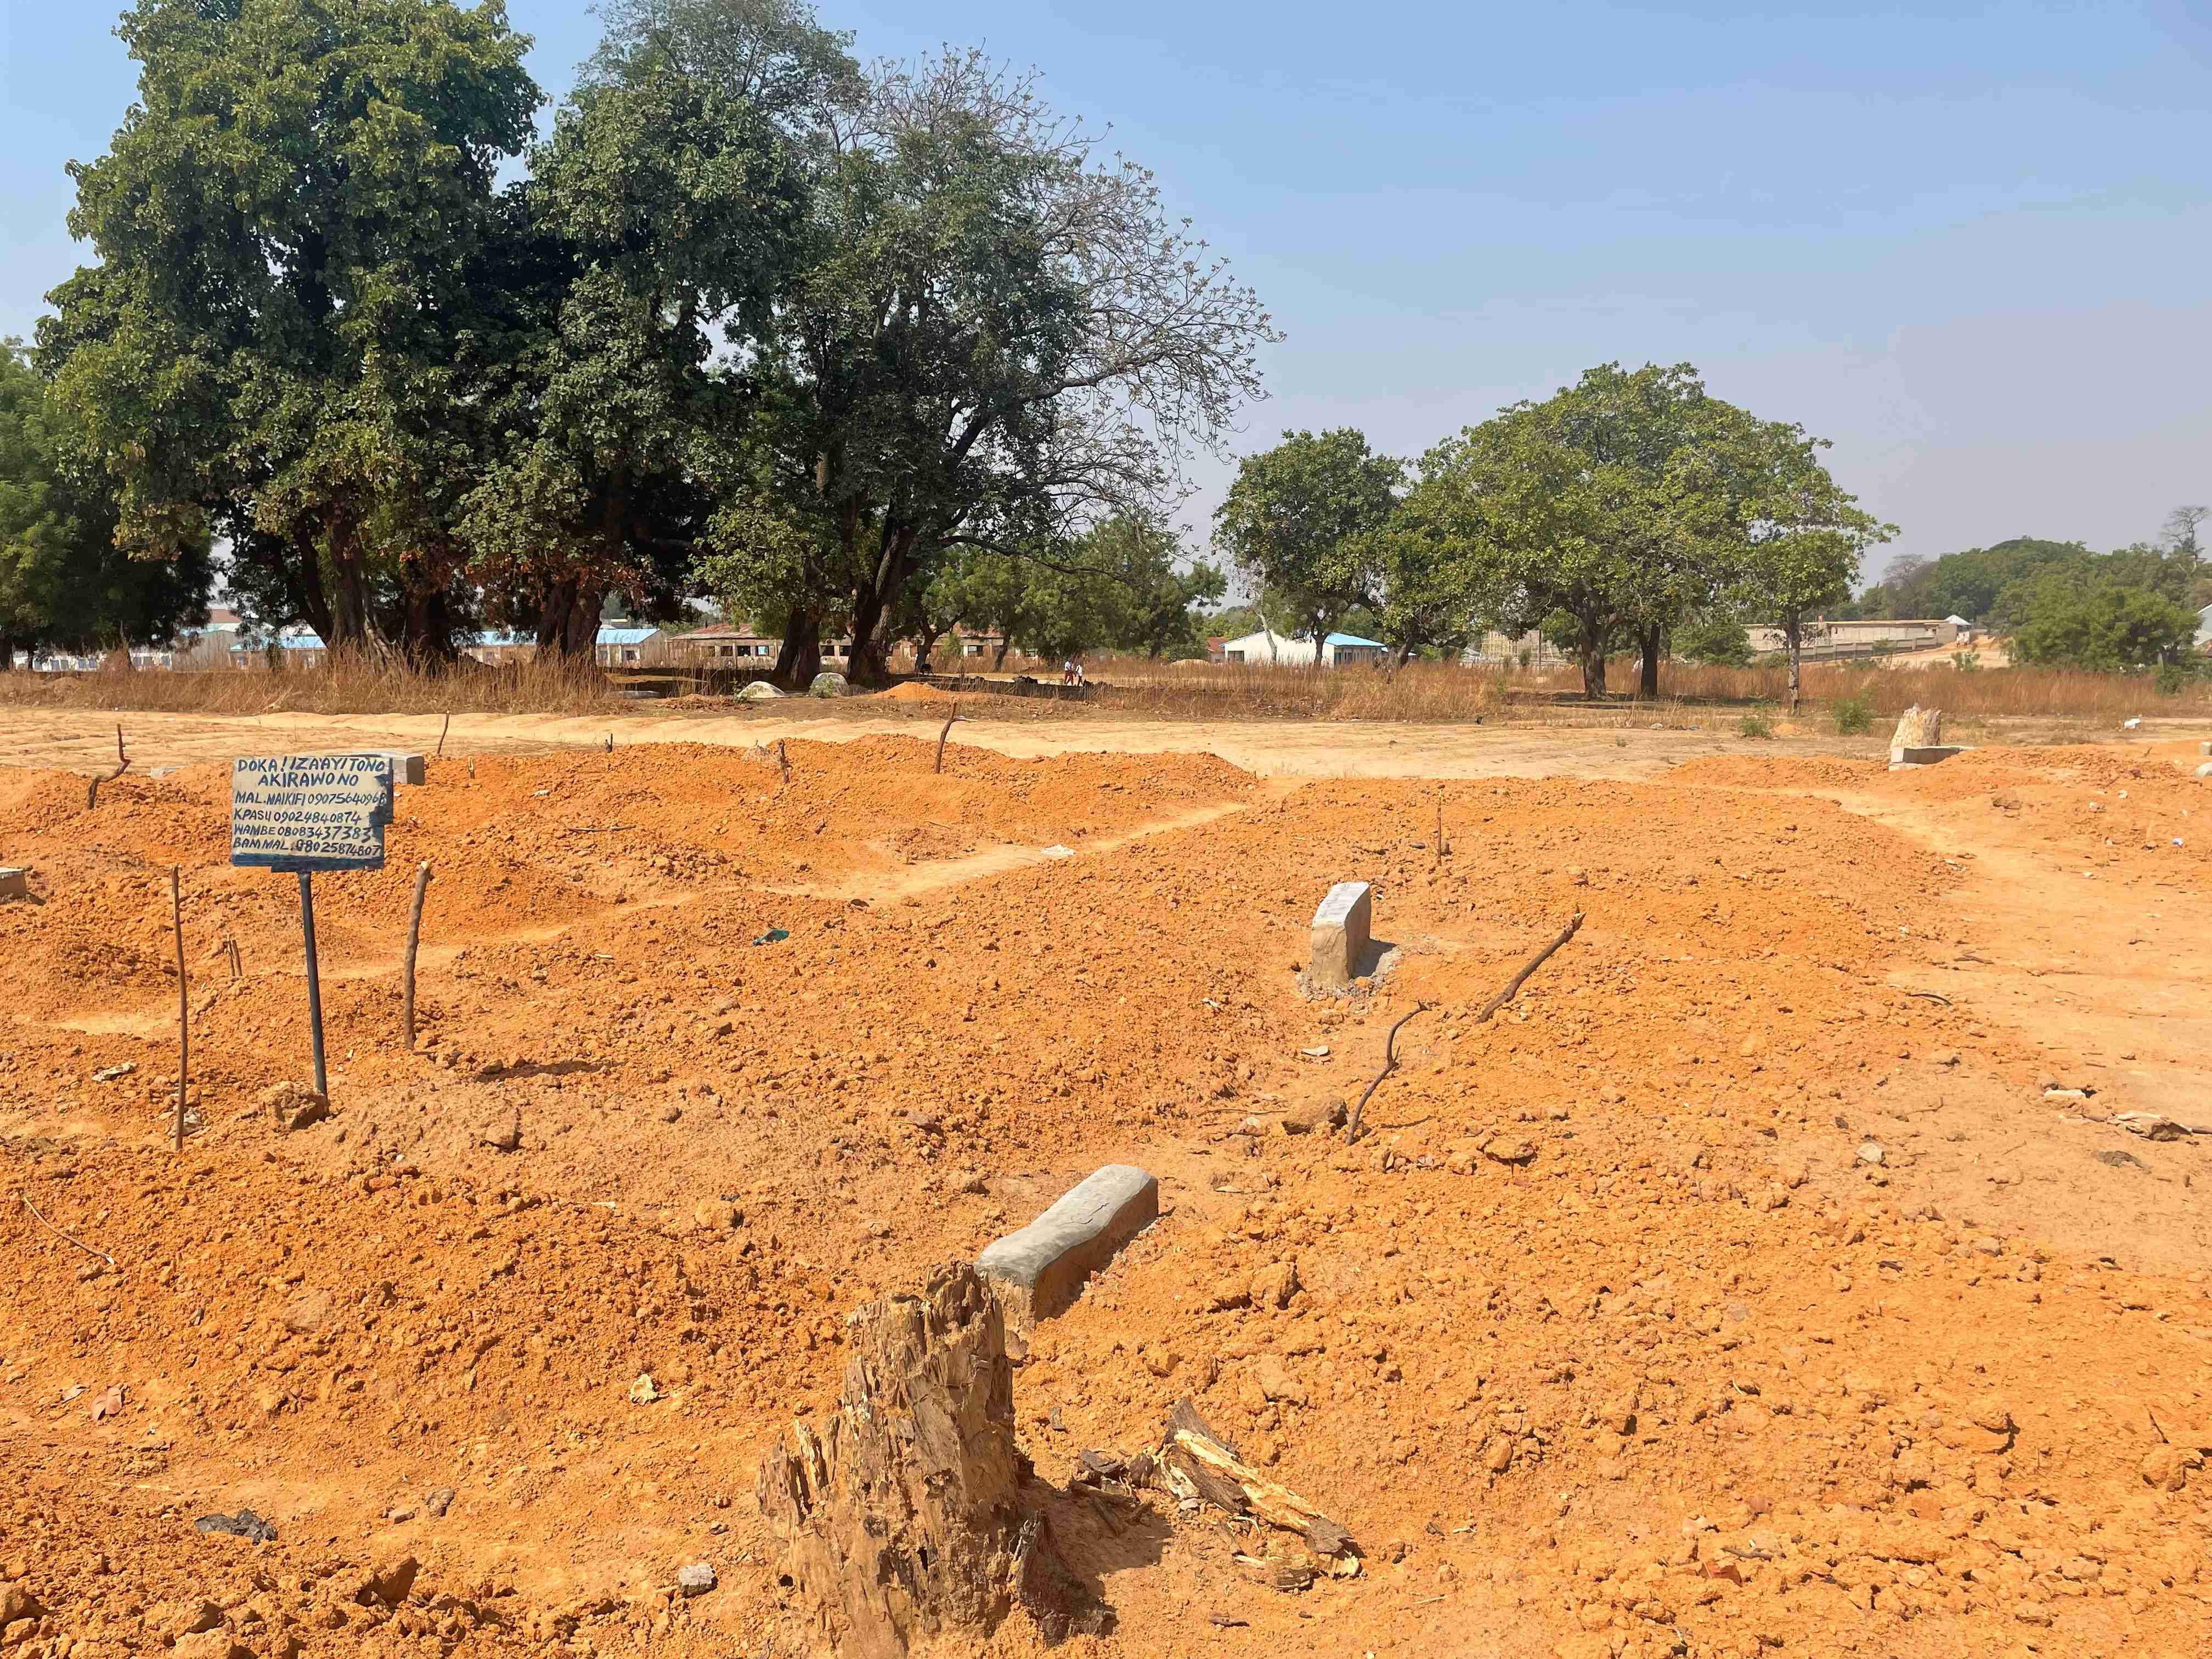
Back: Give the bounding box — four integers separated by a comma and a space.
5, 0, 2210, 578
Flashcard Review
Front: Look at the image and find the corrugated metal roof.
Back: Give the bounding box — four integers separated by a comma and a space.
1324, 632, 1385, 647
595, 625, 663, 645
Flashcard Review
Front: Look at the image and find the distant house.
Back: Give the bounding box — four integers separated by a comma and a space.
2197, 603, 2212, 653
594, 624, 668, 667
677, 623, 780, 663
464, 630, 536, 665
1217, 629, 1388, 667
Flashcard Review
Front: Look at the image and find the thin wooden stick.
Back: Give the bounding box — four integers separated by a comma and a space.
1434, 799, 1443, 869
1347, 1001, 1432, 1143
18, 1192, 115, 1269
435, 712, 450, 757
87, 725, 129, 810
225, 938, 242, 979
1904, 989, 1951, 1007
171, 866, 188, 1152
934, 708, 964, 774
776, 740, 790, 783
1472, 912, 1583, 1024
403, 861, 433, 1049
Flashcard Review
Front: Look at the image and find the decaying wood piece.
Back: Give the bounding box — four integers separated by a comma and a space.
756, 1262, 1103, 1656
1154, 1398, 1359, 1580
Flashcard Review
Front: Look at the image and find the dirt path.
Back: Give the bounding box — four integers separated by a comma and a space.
0, 702, 1894, 780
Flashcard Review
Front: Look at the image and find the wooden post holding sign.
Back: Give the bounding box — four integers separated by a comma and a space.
229, 754, 394, 1100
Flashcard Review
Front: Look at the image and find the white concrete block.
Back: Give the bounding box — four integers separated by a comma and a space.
1308, 881, 1373, 990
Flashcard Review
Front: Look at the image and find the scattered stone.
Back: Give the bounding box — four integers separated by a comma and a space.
92, 1062, 137, 1084
2095, 1149, 2146, 1171
193, 1508, 277, 1544
737, 680, 783, 701
693, 1198, 738, 1231
2115, 1111, 2208, 1141
0, 1586, 44, 1628
425, 1487, 456, 1518
1279, 1099, 1346, 1136
282, 1289, 332, 1334
676, 1561, 716, 1598
479, 1111, 522, 1152
630, 1373, 661, 1405
2139, 1444, 2202, 1492
1249, 1259, 1300, 1310
1040, 844, 1075, 860
1482, 1136, 1537, 1165
977, 1164, 1160, 1358
171, 1633, 252, 1659
1856, 1142, 1886, 1166
387, 1504, 417, 1524
262, 1081, 329, 1132
1481, 1434, 1514, 1474
357, 1554, 420, 1607
2044, 1087, 2090, 1102
808, 672, 849, 698
1307, 882, 1374, 993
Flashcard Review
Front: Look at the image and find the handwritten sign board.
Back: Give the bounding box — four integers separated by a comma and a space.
229, 754, 394, 872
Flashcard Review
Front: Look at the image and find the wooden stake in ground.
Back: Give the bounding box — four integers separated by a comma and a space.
1434, 798, 1444, 869
403, 861, 433, 1049
170, 866, 188, 1153
435, 712, 450, 757
224, 938, 242, 979
776, 739, 791, 783
1472, 911, 1584, 1024
297, 871, 329, 1098
87, 725, 129, 810
934, 707, 964, 774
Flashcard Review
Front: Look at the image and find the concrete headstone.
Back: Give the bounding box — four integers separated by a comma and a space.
1308, 881, 1374, 991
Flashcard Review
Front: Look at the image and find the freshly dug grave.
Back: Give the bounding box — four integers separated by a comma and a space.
0, 742, 2208, 1659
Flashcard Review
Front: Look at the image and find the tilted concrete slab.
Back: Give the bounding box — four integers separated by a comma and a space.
0, 868, 27, 901
976, 1164, 1159, 1358
1308, 881, 1373, 991
358, 751, 427, 786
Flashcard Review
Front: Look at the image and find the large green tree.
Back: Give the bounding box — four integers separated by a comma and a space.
1412, 364, 1754, 696
1211, 430, 1401, 651
44, 0, 540, 654
709, 48, 1273, 686
2010, 578, 2199, 671
0, 342, 209, 665
460, 0, 836, 654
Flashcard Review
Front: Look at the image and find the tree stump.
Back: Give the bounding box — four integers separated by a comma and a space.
757, 1262, 1099, 1656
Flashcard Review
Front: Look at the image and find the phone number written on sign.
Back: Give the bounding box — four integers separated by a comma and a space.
230, 753, 394, 871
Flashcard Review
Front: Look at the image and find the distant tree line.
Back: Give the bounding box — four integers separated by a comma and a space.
3, 0, 1268, 682
1212, 364, 1896, 705
1838, 515, 2206, 673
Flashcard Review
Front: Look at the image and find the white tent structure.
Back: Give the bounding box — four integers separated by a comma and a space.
1218, 629, 1387, 667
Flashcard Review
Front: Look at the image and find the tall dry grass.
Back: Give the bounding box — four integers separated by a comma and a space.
1516, 657, 2212, 720
5, 645, 2205, 728
0, 651, 633, 716
1086, 657, 1508, 721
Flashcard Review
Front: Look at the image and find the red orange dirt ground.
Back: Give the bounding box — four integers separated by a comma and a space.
2, 725, 2210, 1659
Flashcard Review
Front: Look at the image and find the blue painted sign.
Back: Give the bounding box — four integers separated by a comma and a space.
229, 754, 394, 872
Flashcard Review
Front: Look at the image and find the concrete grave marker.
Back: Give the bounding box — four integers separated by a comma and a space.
0, 867, 28, 901
977, 1164, 1159, 1357
1308, 881, 1373, 991
357, 750, 425, 787
229, 754, 394, 872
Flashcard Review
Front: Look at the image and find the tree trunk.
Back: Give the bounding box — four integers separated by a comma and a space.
1576, 619, 1610, 698
1637, 624, 1663, 698
847, 527, 917, 686
991, 638, 1011, 671
774, 607, 822, 690
535, 578, 603, 659
1783, 614, 1803, 713
401, 582, 460, 665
